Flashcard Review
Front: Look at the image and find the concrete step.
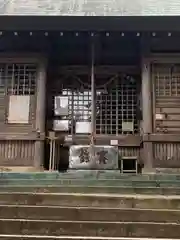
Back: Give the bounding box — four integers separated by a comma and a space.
0, 185, 180, 195
1, 205, 180, 223
0, 219, 180, 238
0, 236, 178, 240
1, 178, 180, 187
0, 193, 180, 209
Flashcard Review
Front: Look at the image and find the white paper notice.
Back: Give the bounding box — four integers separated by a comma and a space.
54, 96, 69, 116
76, 121, 91, 134
8, 95, 30, 124
110, 139, 118, 146
53, 120, 69, 131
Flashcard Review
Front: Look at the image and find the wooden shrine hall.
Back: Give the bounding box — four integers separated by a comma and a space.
0, 15, 179, 173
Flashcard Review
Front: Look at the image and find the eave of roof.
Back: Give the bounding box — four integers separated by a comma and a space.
1, 0, 180, 16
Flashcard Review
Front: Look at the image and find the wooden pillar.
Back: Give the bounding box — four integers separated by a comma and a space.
89, 36, 96, 167
142, 59, 154, 171
34, 60, 47, 169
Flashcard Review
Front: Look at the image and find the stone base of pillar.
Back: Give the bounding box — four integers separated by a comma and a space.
142, 167, 156, 174
143, 142, 154, 170
34, 141, 44, 170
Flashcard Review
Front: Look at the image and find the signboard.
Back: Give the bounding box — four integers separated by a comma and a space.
69, 145, 118, 170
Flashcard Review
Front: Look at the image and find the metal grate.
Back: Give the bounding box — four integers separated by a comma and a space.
60, 74, 139, 135
154, 64, 180, 97
0, 63, 37, 95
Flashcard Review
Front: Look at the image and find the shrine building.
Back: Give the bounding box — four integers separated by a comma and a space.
0, 1, 180, 173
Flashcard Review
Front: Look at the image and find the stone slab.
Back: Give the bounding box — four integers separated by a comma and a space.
0, 193, 180, 209
0, 186, 180, 195
0, 236, 176, 240
0, 219, 180, 238
1, 171, 180, 181
1, 205, 180, 223
1, 179, 180, 188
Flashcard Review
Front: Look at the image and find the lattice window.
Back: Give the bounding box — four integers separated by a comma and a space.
62, 89, 91, 122
96, 76, 138, 135
154, 64, 180, 97
61, 87, 92, 134
0, 63, 37, 95
59, 74, 139, 135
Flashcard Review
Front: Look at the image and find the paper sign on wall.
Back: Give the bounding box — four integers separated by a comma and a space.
8, 95, 30, 124
54, 96, 69, 116
76, 121, 91, 134
53, 120, 69, 131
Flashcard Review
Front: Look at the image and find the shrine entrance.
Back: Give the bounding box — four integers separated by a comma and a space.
45, 32, 142, 172
54, 69, 140, 136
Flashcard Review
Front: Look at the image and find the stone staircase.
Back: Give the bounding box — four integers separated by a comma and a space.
0, 171, 180, 239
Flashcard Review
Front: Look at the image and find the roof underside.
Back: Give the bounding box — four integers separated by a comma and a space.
1, 0, 180, 16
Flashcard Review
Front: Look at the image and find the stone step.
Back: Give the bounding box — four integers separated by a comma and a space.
0, 193, 180, 209
0, 236, 177, 240
1, 205, 180, 223
0, 219, 180, 238
1, 179, 180, 187
0, 171, 180, 181
0, 185, 180, 195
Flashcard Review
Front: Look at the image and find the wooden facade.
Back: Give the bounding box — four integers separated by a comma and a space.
0, 55, 46, 168
0, 20, 180, 172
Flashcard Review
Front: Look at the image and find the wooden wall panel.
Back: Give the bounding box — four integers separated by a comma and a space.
0, 140, 35, 166
152, 63, 180, 133
153, 142, 180, 168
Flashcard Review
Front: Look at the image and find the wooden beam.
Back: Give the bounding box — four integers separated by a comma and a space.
143, 133, 180, 142
58, 65, 140, 75
63, 135, 142, 147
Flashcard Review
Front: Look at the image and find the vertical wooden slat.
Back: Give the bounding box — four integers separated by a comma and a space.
153, 143, 180, 167
0, 140, 35, 166
153, 63, 180, 133
119, 147, 140, 158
